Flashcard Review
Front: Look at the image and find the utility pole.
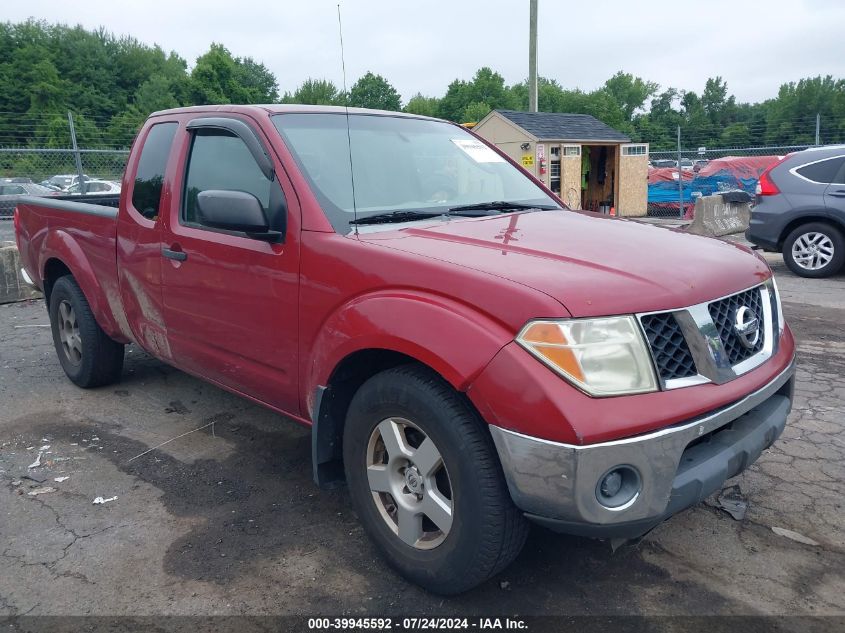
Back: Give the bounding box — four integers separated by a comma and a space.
528, 0, 538, 112
67, 111, 86, 195
677, 125, 683, 219
815, 113, 821, 146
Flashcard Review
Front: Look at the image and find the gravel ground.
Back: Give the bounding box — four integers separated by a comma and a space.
0, 250, 843, 620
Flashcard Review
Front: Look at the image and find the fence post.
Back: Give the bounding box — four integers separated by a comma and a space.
67, 111, 86, 194
815, 113, 820, 146
677, 125, 683, 219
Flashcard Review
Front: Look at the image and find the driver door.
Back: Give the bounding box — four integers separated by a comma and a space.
159, 116, 301, 415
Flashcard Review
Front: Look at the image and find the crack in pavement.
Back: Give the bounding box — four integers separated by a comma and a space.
1, 483, 121, 584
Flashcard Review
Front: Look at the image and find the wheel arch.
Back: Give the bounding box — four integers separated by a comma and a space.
778, 213, 845, 249
305, 291, 513, 488
42, 257, 72, 306
39, 232, 126, 341
311, 348, 492, 488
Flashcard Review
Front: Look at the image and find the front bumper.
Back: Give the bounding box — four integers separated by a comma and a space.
489, 359, 795, 539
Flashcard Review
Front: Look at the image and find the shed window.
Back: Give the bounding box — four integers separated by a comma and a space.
563, 146, 581, 157
622, 145, 647, 156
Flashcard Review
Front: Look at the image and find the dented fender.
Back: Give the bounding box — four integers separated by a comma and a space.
39, 228, 130, 342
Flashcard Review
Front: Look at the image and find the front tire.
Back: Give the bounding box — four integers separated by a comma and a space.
49, 275, 124, 388
343, 365, 528, 594
783, 222, 845, 278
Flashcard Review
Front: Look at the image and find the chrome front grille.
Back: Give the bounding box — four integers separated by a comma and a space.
638, 281, 779, 390
708, 287, 765, 364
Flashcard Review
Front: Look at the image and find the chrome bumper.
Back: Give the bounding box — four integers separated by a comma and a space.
489, 359, 795, 538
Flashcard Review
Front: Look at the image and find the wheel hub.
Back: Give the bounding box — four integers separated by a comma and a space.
404, 465, 424, 495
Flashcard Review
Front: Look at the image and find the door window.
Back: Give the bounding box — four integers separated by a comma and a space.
795, 156, 845, 184
132, 122, 178, 220
182, 129, 276, 228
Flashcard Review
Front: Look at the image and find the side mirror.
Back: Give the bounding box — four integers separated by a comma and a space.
196, 190, 281, 242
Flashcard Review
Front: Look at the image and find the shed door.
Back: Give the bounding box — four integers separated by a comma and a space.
618, 143, 649, 217
559, 145, 582, 209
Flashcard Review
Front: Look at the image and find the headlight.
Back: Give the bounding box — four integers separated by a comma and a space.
769, 277, 785, 334
516, 317, 658, 397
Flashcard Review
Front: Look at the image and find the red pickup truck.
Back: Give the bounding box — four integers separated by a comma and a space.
15, 105, 796, 594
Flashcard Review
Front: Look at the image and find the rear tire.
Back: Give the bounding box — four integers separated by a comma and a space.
49, 275, 124, 388
343, 364, 528, 595
782, 222, 845, 278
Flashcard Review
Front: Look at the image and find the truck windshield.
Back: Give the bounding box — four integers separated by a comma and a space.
272, 113, 559, 232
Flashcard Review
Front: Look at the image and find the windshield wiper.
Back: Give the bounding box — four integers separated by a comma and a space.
448, 201, 559, 213
349, 210, 445, 225
349, 201, 560, 226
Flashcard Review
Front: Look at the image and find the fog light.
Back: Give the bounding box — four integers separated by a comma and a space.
600, 470, 623, 497
596, 466, 641, 510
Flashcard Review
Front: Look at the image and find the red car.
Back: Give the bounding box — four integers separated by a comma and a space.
14, 105, 796, 594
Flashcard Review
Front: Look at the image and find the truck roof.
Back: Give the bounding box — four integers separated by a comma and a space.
149, 104, 439, 121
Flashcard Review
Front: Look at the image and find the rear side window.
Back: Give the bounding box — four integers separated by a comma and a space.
182, 130, 273, 225
132, 122, 178, 220
795, 156, 845, 184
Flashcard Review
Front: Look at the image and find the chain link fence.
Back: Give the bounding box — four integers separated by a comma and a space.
0, 109, 132, 218
646, 144, 816, 218
0, 148, 129, 218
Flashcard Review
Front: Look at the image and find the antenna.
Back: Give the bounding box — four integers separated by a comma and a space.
337, 3, 358, 232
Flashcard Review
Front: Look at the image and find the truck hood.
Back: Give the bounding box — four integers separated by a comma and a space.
359, 211, 771, 317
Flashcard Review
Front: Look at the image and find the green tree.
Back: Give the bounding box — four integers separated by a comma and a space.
404, 93, 440, 117
3, 19, 845, 155
189, 43, 277, 104
720, 123, 752, 147
765, 76, 845, 145
631, 89, 683, 149
438, 67, 517, 122
462, 101, 490, 123
235, 57, 279, 102
107, 74, 182, 146
702, 77, 732, 122
281, 78, 342, 105
348, 71, 401, 111
603, 71, 658, 120
509, 77, 627, 130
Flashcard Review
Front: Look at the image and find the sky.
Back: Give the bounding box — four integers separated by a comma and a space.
6, 0, 845, 105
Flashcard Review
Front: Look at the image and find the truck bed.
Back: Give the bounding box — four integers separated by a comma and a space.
15, 194, 129, 342
1, 192, 119, 219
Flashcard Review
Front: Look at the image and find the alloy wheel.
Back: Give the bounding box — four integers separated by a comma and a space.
57, 300, 82, 365
792, 231, 835, 271
365, 417, 453, 550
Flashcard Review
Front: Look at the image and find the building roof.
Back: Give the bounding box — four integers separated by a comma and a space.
494, 110, 631, 143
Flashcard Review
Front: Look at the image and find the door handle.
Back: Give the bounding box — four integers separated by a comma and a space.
162, 247, 187, 262
828, 190, 845, 198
